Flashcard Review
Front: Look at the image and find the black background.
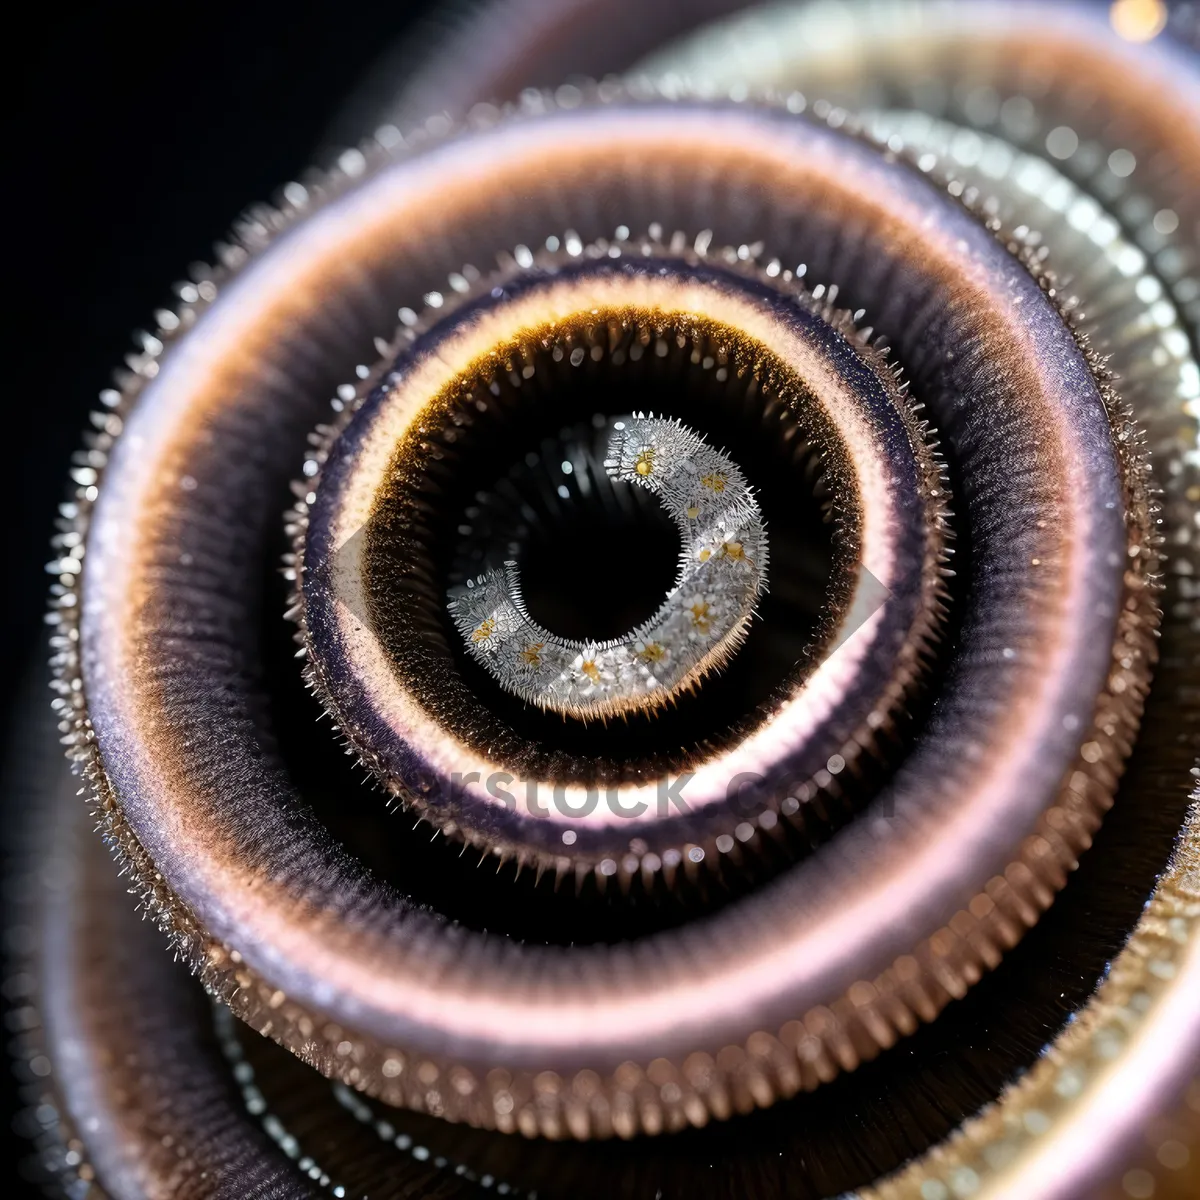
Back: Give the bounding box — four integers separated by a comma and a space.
3, 1, 432, 1189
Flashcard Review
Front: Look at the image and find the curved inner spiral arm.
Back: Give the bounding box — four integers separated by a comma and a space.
447, 414, 768, 720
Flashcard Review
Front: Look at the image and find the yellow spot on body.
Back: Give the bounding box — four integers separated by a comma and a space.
471, 618, 496, 643
720, 541, 745, 561
520, 643, 544, 666
637, 642, 665, 663
580, 660, 601, 682
686, 505, 700, 519
689, 601, 711, 632
699, 549, 712, 562
1110, 0, 1166, 42
701, 472, 727, 493
635, 449, 655, 476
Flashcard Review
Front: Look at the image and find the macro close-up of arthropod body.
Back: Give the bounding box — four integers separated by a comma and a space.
2, 1, 1198, 1198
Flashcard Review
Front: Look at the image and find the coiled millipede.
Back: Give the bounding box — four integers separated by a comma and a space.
9, 2, 1199, 1198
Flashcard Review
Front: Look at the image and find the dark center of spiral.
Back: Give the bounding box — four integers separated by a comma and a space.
501, 447, 682, 643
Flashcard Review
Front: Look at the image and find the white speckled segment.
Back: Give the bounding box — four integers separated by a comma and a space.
447, 415, 767, 719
